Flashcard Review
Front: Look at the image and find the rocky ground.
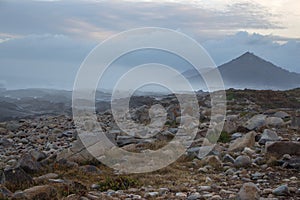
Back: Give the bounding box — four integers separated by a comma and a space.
0, 89, 299, 200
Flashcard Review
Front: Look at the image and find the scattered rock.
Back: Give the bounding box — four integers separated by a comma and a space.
22, 185, 58, 200
272, 185, 289, 196
1, 167, 34, 191
266, 117, 284, 127
243, 114, 266, 130
231, 132, 243, 140
203, 155, 222, 169
258, 129, 280, 145
33, 173, 59, 184
273, 111, 289, 119
266, 141, 300, 157
175, 192, 187, 198
18, 153, 41, 174
29, 150, 47, 162
237, 182, 260, 200
234, 155, 252, 168
79, 165, 101, 174
229, 131, 256, 152
144, 191, 159, 198
222, 154, 235, 163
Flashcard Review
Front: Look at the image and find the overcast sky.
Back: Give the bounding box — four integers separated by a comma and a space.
0, 0, 299, 89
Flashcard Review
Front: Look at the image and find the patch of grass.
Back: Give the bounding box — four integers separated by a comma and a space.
98, 176, 139, 191
226, 93, 235, 101
218, 131, 231, 143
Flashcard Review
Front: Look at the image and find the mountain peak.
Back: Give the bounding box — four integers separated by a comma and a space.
239, 51, 260, 59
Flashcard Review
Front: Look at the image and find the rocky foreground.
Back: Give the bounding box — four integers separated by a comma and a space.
0, 89, 299, 199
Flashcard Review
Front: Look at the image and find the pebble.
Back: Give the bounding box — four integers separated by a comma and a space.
272, 185, 289, 196
234, 155, 252, 168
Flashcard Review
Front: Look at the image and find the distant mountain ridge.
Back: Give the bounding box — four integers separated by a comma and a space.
185, 52, 300, 90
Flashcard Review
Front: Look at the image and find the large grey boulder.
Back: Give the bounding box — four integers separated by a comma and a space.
258, 129, 280, 145
243, 114, 266, 130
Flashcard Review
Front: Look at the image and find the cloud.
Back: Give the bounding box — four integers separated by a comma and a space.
0, 0, 299, 89
0, 0, 283, 41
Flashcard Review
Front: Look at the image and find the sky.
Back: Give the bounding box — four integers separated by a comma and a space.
0, 0, 300, 89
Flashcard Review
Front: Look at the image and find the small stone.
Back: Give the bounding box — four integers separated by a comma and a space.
204, 155, 222, 169
223, 154, 235, 163
175, 192, 187, 198
234, 155, 252, 168
272, 185, 289, 196
211, 195, 222, 200
253, 157, 265, 165
243, 147, 255, 155
33, 173, 59, 183
48, 179, 65, 183
144, 192, 159, 198
29, 150, 47, 161
198, 185, 211, 191
237, 182, 260, 200
91, 184, 100, 190
79, 165, 101, 174
187, 192, 201, 200
158, 188, 169, 195
231, 132, 243, 140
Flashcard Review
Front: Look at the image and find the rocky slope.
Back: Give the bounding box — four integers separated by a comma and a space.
0, 89, 299, 199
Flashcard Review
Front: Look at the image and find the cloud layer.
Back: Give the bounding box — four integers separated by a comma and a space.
0, 0, 299, 89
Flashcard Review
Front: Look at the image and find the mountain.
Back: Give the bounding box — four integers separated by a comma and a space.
185, 52, 300, 90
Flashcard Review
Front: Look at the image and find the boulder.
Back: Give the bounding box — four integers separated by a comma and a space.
29, 150, 47, 162
18, 153, 41, 174
237, 182, 260, 200
273, 111, 290, 119
258, 129, 280, 145
1, 167, 34, 191
234, 155, 252, 168
229, 131, 256, 152
272, 185, 289, 196
265, 117, 284, 127
22, 185, 58, 200
243, 114, 266, 130
203, 155, 222, 169
0, 138, 13, 148
266, 141, 300, 157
